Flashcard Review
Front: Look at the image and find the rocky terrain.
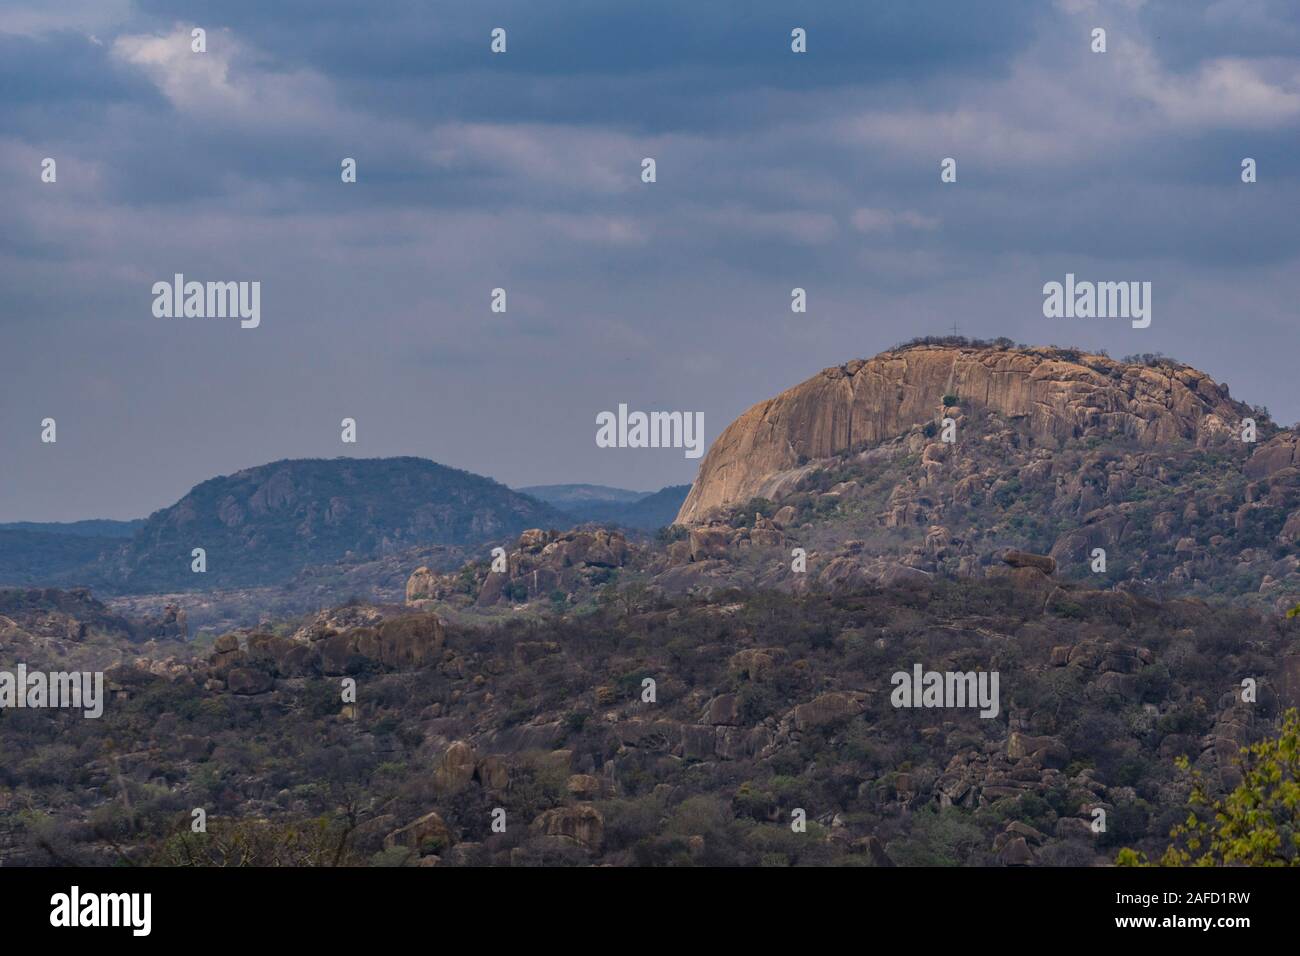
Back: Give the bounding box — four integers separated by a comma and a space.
4, 342, 1300, 867
3, 563, 1298, 867
0, 587, 192, 673
108, 542, 469, 637
569, 341, 1298, 615
406, 528, 637, 613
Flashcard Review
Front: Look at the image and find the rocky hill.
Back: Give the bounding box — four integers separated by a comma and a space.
678, 342, 1260, 523
91, 457, 571, 594
656, 342, 1297, 612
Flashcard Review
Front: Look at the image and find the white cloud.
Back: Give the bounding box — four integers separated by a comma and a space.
835, 8, 1300, 166
111, 26, 337, 126
1123, 51, 1300, 126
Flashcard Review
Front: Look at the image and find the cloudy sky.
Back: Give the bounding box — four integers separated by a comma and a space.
2, 0, 1298, 521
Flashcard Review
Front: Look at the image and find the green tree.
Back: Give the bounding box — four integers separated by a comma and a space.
1119, 708, 1300, 867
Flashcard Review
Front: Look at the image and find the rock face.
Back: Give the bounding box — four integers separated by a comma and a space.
677, 344, 1247, 523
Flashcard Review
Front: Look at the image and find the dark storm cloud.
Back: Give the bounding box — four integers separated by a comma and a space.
0, 0, 1298, 520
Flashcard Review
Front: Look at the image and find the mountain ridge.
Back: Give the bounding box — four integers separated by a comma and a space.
89, 456, 572, 594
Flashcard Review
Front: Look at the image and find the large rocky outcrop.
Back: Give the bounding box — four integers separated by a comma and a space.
677, 345, 1250, 524
407, 528, 639, 609
203, 608, 446, 687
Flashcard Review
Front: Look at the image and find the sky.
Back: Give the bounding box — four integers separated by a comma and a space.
2, 0, 1298, 521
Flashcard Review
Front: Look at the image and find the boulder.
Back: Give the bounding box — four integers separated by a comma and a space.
316, 614, 445, 674
1002, 550, 1057, 575
405, 566, 438, 604
1007, 732, 1069, 768
226, 667, 274, 695
793, 691, 866, 730
213, 633, 241, 654
384, 811, 452, 854
476, 755, 510, 791
729, 648, 781, 681
375, 614, 445, 667
531, 804, 604, 851
689, 526, 733, 562
705, 693, 741, 726
566, 774, 603, 799
772, 505, 797, 528
435, 741, 478, 793
996, 835, 1035, 866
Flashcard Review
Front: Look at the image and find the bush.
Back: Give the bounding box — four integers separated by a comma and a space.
885, 807, 984, 867
1124, 709, 1300, 866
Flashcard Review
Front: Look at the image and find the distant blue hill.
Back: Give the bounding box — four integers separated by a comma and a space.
95, 457, 572, 593
0, 519, 143, 538
2, 458, 570, 594
0, 520, 146, 586
521, 483, 691, 531
516, 484, 650, 507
